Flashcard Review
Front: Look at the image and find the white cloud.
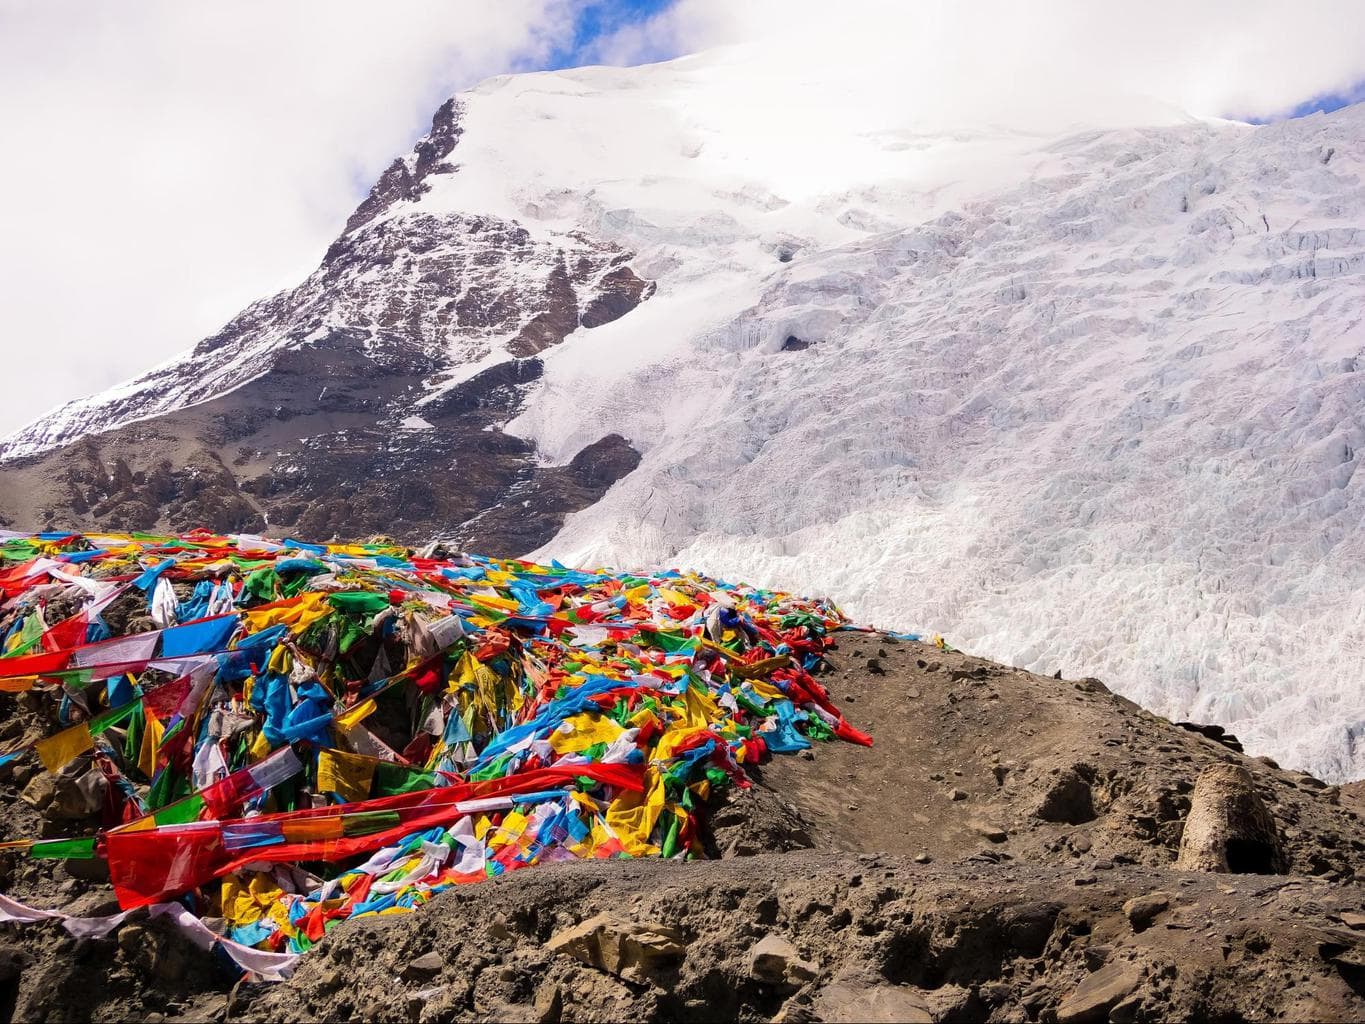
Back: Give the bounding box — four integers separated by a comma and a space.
587, 0, 1365, 123
0, 0, 577, 434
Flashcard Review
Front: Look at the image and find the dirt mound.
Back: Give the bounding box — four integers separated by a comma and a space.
749, 633, 1364, 880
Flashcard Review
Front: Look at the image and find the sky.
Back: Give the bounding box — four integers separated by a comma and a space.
1, 0, 1364, 437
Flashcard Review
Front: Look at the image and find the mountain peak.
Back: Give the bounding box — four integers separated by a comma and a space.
343, 97, 466, 237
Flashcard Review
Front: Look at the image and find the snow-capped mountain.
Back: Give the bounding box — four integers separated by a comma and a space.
4, 47, 1365, 779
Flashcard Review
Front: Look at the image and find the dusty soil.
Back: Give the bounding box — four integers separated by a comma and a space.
240, 855, 1365, 1024
750, 632, 1365, 879
1, 632, 1363, 1023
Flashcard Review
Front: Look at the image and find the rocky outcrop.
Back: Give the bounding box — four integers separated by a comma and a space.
1175, 763, 1286, 874
343, 98, 465, 235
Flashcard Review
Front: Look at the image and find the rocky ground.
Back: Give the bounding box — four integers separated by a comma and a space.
1, 631, 1363, 1022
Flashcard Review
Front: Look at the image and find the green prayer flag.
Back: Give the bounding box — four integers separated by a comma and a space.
373, 762, 439, 796
30, 836, 96, 860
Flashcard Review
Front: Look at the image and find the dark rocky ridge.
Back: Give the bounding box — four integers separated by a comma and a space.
343, 98, 465, 236
0, 98, 654, 552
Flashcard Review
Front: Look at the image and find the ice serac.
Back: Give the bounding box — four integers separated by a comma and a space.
0, 98, 656, 554
3, 48, 1365, 780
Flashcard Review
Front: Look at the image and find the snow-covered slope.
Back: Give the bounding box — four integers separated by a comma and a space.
7, 47, 1365, 778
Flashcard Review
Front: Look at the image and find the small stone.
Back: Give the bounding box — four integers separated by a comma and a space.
1341, 911, 1365, 930
846, 803, 860, 811
1083, 945, 1112, 970
117, 922, 149, 957
403, 951, 445, 977
1110, 993, 1143, 1023
1093, 858, 1115, 871
1123, 893, 1170, 932
906, 689, 921, 700
533, 983, 563, 1024
913, 851, 932, 864
929, 772, 945, 782
799, 749, 815, 761
1070, 833, 1093, 854
975, 823, 1008, 843
949, 789, 968, 801
1074, 875, 1097, 886
866, 658, 885, 675
926, 661, 941, 672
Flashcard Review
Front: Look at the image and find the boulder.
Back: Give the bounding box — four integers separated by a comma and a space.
1057, 963, 1143, 1024
401, 951, 444, 978
749, 934, 819, 986
1176, 764, 1285, 874
545, 913, 685, 982
1122, 893, 1170, 932
20, 761, 104, 821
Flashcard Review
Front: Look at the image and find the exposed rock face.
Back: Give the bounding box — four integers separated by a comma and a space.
344, 97, 465, 234
0, 100, 655, 551
1175, 763, 1286, 874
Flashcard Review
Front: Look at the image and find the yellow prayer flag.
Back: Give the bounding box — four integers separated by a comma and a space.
335, 697, 377, 731
681, 681, 720, 730
248, 728, 273, 762
604, 766, 665, 857
221, 871, 288, 927
748, 678, 787, 702
548, 712, 625, 754
730, 655, 790, 680
35, 721, 93, 773
268, 643, 292, 674
488, 809, 528, 849
468, 592, 519, 614
138, 707, 165, 778
317, 748, 376, 802
654, 726, 704, 762
243, 591, 330, 635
